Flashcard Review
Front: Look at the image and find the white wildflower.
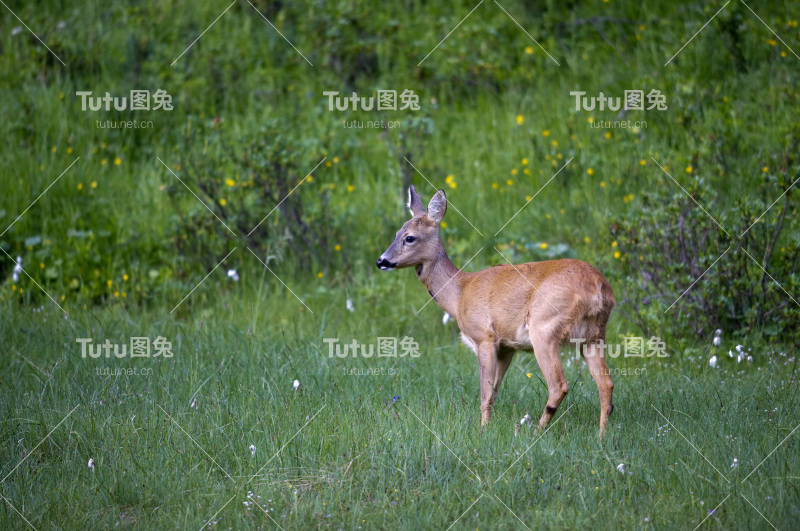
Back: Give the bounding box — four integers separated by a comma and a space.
346, 299, 354, 312
227, 269, 239, 282
191, 398, 198, 409
519, 414, 531, 425
442, 312, 451, 325
709, 355, 717, 368
728, 349, 734, 358
249, 444, 256, 457
736, 345, 744, 353
731, 457, 738, 468
746, 355, 752, 363
617, 463, 626, 474
12, 256, 22, 283
88, 458, 95, 471
11, 27, 22, 36
712, 336, 721, 347
293, 380, 300, 391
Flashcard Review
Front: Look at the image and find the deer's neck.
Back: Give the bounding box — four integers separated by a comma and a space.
415, 249, 463, 318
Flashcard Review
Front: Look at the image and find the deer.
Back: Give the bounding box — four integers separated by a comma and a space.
377, 185, 617, 437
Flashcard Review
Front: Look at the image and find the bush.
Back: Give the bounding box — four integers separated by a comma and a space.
166, 120, 341, 281
612, 168, 800, 345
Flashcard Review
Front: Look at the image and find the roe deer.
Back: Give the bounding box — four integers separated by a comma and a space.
377, 185, 616, 436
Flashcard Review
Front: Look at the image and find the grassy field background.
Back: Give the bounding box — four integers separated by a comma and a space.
2, 0, 800, 529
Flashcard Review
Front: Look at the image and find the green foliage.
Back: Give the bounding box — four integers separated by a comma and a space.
613, 166, 800, 344
166, 119, 342, 275
1, 0, 799, 337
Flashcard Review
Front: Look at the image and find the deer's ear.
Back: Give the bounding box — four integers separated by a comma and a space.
407, 184, 426, 217
427, 189, 447, 223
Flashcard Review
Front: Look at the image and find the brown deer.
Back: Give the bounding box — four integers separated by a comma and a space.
377, 185, 616, 436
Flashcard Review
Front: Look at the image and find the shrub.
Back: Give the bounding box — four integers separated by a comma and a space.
612, 168, 799, 345
166, 120, 340, 281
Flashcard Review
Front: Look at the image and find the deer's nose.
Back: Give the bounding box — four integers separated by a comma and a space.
376, 257, 397, 271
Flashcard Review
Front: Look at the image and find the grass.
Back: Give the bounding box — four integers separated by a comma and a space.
2, 0, 800, 529
2, 296, 799, 529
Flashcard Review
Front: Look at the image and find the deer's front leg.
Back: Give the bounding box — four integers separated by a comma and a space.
476, 342, 498, 426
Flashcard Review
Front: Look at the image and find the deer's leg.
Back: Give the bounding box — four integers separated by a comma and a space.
530, 334, 568, 430
494, 347, 516, 394
582, 341, 614, 438
476, 342, 498, 426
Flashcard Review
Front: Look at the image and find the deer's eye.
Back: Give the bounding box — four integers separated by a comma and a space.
405, 235, 416, 243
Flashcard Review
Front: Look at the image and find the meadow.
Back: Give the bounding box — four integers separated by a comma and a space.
1, 0, 799, 529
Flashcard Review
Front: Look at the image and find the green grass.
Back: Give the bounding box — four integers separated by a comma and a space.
1, 298, 799, 529
2, 0, 800, 528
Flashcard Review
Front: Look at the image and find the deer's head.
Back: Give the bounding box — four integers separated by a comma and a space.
376, 185, 447, 271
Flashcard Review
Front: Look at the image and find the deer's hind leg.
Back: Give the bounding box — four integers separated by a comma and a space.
528, 329, 568, 431
582, 341, 614, 437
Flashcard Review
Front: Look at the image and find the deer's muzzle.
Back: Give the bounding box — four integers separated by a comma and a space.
376, 257, 397, 271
